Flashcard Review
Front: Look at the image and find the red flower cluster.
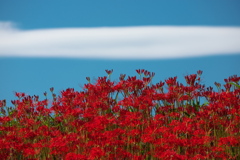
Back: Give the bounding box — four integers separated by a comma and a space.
0, 70, 239, 159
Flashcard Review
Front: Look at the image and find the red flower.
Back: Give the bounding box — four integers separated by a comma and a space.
65, 153, 87, 160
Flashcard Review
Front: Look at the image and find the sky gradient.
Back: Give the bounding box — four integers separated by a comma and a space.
0, 0, 240, 105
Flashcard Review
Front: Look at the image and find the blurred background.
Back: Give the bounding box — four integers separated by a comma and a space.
0, 0, 240, 105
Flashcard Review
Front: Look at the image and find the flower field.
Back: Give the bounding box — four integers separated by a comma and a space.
0, 70, 239, 159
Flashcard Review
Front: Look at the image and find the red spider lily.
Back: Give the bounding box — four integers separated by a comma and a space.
105, 69, 113, 75
185, 74, 197, 86
0, 71, 239, 159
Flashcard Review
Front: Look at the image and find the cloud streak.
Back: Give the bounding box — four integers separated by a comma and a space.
0, 22, 240, 59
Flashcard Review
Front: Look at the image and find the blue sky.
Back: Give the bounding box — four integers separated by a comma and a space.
0, 0, 240, 105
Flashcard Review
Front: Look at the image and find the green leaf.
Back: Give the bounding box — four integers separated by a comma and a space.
128, 107, 134, 112
228, 82, 240, 88
202, 101, 209, 106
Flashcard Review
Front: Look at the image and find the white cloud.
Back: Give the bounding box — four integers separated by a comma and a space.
0, 21, 240, 59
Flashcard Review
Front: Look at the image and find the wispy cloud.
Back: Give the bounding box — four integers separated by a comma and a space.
0, 21, 240, 59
